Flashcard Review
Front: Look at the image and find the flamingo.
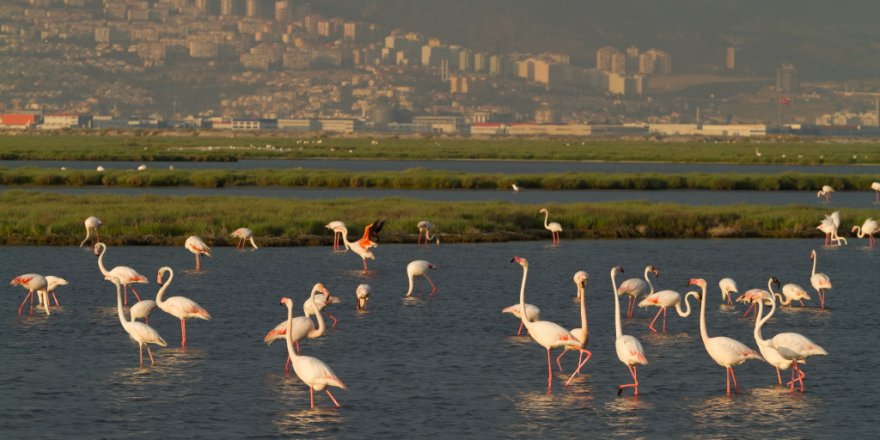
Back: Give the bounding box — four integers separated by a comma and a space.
404, 260, 438, 297
748, 285, 828, 392
555, 271, 592, 381
511, 257, 592, 393
94, 243, 148, 306
38, 275, 68, 307
778, 282, 811, 307
304, 289, 341, 329
129, 299, 157, 324
80, 216, 102, 247
538, 208, 563, 245
610, 266, 648, 396
573, 270, 588, 300
809, 249, 832, 309
231, 227, 258, 249
264, 284, 330, 372
617, 265, 659, 319
754, 147, 762, 158
512, 183, 520, 192
742, 281, 800, 387
719, 277, 738, 306
817, 211, 846, 246
817, 185, 834, 203
736, 276, 780, 318
324, 221, 348, 251
872, 182, 880, 203
501, 303, 540, 336
689, 278, 763, 395
358, 219, 385, 249
10, 274, 48, 316
417, 220, 440, 246
637, 289, 700, 334
156, 267, 212, 348
355, 283, 371, 311
185, 236, 211, 272
108, 276, 166, 368
280, 297, 347, 409
338, 225, 375, 272
852, 218, 879, 247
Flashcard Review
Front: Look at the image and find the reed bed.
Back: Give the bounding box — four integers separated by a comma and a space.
2, 133, 880, 164
0, 190, 872, 246
0, 167, 875, 192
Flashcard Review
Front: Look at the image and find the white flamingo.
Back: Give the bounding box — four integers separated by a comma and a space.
690, 278, 763, 395
555, 271, 592, 380
852, 218, 879, 247
637, 289, 700, 334
748, 284, 828, 392
231, 227, 258, 249
617, 265, 658, 319
38, 275, 68, 308
94, 242, 148, 306
816, 185, 834, 203
511, 183, 520, 192
338, 225, 375, 272
872, 182, 880, 203
355, 283, 371, 310
809, 250, 832, 309
324, 221, 348, 251
184, 236, 211, 272
511, 257, 592, 393
502, 303, 540, 336
405, 260, 438, 297
108, 276, 166, 368
610, 266, 648, 396
817, 211, 846, 246
129, 299, 157, 324
10, 273, 48, 316
417, 220, 440, 246
156, 267, 212, 348
743, 280, 800, 387
719, 277, 738, 306
778, 282, 811, 307
303, 290, 341, 329
737, 276, 782, 318
80, 216, 102, 247
264, 284, 329, 372
280, 297, 347, 409
538, 208, 563, 245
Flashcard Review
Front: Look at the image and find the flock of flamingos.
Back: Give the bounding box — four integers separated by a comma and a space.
7, 188, 872, 408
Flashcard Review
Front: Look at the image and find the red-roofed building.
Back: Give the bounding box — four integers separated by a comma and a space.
1, 114, 39, 129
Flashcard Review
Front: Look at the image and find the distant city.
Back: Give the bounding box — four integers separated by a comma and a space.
1, 0, 879, 135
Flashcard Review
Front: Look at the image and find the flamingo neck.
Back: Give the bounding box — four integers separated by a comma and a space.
309, 288, 326, 337
114, 281, 127, 328
643, 266, 655, 294
543, 210, 550, 229
676, 292, 697, 317
405, 270, 415, 297
249, 237, 259, 249
284, 302, 299, 360
156, 267, 173, 305
96, 244, 110, 276
698, 283, 710, 344
855, 226, 866, 238
811, 253, 818, 277
754, 291, 775, 347
519, 265, 532, 331
768, 280, 790, 306
611, 269, 622, 338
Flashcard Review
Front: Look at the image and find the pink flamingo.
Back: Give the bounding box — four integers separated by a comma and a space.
324, 221, 347, 251
778, 282, 811, 307
94, 242, 147, 306
156, 267, 212, 348
108, 275, 166, 368
404, 260, 438, 297
816, 211, 846, 246
231, 227, 258, 249
10, 273, 48, 316
280, 297, 347, 409
80, 216, 102, 247
185, 236, 211, 272
555, 271, 592, 381
610, 266, 648, 396
742, 280, 800, 388
539, 208, 563, 245
719, 277, 738, 306
417, 220, 440, 246
637, 289, 700, 334
816, 185, 834, 203
511, 257, 592, 393
303, 289, 341, 329
617, 265, 658, 319
810, 249, 832, 309
690, 278, 763, 395
852, 218, 879, 247
338, 225, 376, 272
264, 283, 329, 372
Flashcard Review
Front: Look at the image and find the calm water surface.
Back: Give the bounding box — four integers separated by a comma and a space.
4, 185, 879, 208
3, 158, 880, 174
1, 240, 876, 438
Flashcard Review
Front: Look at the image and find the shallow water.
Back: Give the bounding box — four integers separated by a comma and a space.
3, 185, 879, 208
3, 158, 880, 175
1, 240, 876, 438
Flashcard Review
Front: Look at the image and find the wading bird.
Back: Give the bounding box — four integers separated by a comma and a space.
156, 267, 212, 348
502, 303, 540, 336
538, 208, 563, 245
39, 275, 68, 308
324, 221, 347, 251
556, 271, 592, 382
10, 273, 48, 316
617, 265, 658, 319
817, 211, 846, 246
637, 289, 700, 334
417, 220, 440, 246
743, 281, 799, 388
852, 218, 879, 247
80, 216, 102, 247
355, 283, 371, 311
610, 266, 648, 396
817, 185, 834, 203
264, 284, 330, 372
719, 277, 738, 306
185, 236, 211, 272
338, 225, 376, 272
304, 289, 341, 329
109, 276, 166, 368
809, 250, 832, 309
872, 182, 880, 203
231, 227, 258, 249
404, 260, 438, 297
94, 243, 147, 306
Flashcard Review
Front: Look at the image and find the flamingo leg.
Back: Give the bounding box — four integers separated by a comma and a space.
130, 286, 142, 302
819, 290, 825, 309
51, 291, 60, 306
294, 340, 301, 355
123, 285, 128, 306
725, 367, 731, 395
362, 258, 368, 272
546, 348, 554, 394
556, 349, 567, 372
743, 303, 755, 317
309, 387, 315, 409
626, 296, 635, 319
424, 274, 437, 296
516, 321, 524, 336
618, 365, 639, 395
798, 300, 805, 307
726, 295, 733, 306
146, 345, 156, 366
730, 367, 740, 393
284, 356, 291, 373
29, 290, 35, 316
776, 367, 782, 385
564, 349, 593, 386
327, 313, 339, 329
326, 390, 341, 407
662, 307, 668, 333
95, 229, 100, 244
18, 290, 34, 315
139, 343, 144, 368
648, 307, 663, 333
180, 318, 187, 347
196, 254, 201, 272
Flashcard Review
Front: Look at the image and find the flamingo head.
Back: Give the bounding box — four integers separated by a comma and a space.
573, 270, 588, 287
688, 278, 706, 288
851, 225, 859, 233
810, 249, 816, 260
511, 256, 528, 267
93, 242, 105, 256
687, 290, 702, 301
539, 208, 547, 215
312, 283, 330, 297
770, 276, 780, 287
816, 191, 823, 198
9, 277, 22, 286
280, 297, 292, 307
611, 265, 624, 277
649, 265, 660, 278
